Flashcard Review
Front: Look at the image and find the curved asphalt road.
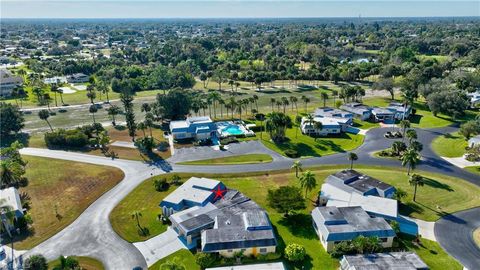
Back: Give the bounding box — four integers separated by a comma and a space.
19, 126, 480, 269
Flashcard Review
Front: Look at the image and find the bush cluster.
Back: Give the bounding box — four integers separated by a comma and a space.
284, 149, 299, 158
220, 136, 239, 145
44, 129, 89, 148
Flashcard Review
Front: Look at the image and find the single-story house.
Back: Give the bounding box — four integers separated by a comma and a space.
0, 69, 23, 97
206, 262, 286, 270
0, 187, 24, 233
468, 135, 480, 147
340, 103, 372, 121
311, 206, 395, 252
164, 180, 277, 257
66, 73, 89, 83
160, 177, 225, 217
322, 170, 396, 198
43, 76, 67, 84
169, 116, 216, 140
387, 102, 412, 120
314, 107, 354, 120
301, 116, 351, 136
340, 252, 429, 270
371, 107, 396, 123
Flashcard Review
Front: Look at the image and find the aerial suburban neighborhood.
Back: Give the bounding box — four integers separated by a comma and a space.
0, 1, 480, 270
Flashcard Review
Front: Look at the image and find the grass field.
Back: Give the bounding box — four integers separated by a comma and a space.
474, 228, 480, 248
48, 256, 104, 270
465, 166, 480, 175
8, 156, 124, 250
431, 132, 468, 157
148, 249, 199, 270
111, 165, 474, 269
178, 154, 273, 165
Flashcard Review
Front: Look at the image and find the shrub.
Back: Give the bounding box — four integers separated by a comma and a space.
135, 137, 155, 153
44, 129, 89, 148
157, 141, 169, 151
195, 252, 217, 269
284, 149, 299, 158
24, 254, 48, 270
154, 178, 170, 192
220, 136, 238, 145
284, 243, 306, 262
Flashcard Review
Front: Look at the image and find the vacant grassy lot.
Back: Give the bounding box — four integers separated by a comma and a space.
48, 256, 104, 270
112, 165, 474, 269
256, 127, 364, 158
178, 154, 273, 165
9, 156, 124, 250
148, 249, 199, 270
431, 132, 468, 157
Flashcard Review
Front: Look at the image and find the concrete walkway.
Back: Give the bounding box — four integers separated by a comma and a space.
408, 217, 436, 241
441, 155, 480, 168
111, 140, 136, 149
133, 227, 187, 267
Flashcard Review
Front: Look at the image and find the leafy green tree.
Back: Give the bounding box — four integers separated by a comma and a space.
291, 160, 302, 178
53, 255, 80, 270
157, 89, 192, 120
393, 188, 408, 203
373, 77, 395, 100
391, 141, 407, 156
267, 186, 306, 217
299, 170, 317, 198
409, 174, 425, 202
0, 102, 25, 137
460, 120, 480, 140
284, 243, 306, 262
195, 252, 216, 269
24, 254, 48, 270
348, 152, 358, 170
38, 109, 53, 131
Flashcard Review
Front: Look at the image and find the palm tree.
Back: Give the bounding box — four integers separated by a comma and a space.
86, 91, 96, 105
409, 174, 424, 202
0, 198, 14, 237
306, 114, 315, 135
295, 115, 302, 138
348, 152, 358, 170
50, 83, 60, 107
301, 95, 310, 112
321, 92, 329, 107
276, 100, 282, 111
252, 94, 259, 110
406, 129, 417, 145
137, 122, 147, 137
314, 121, 323, 141
107, 105, 121, 126
291, 160, 303, 178
131, 210, 143, 230
270, 98, 276, 112
58, 88, 65, 105
299, 170, 317, 198
38, 109, 53, 131
43, 93, 52, 111
145, 112, 154, 137
290, 96, 298, 112
402, 148, 420, 175
141, 103, 151, 113
281, 97, 289, 113
89, 105, 98, 124
98, 81, 111, 103
399, 120, 410, 139
331, 90, 338, 106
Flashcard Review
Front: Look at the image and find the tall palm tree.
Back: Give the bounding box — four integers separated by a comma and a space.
295, 115, 302, 138
321, 92, 329, 107
299, 170, 317, 198
50, 83, 60, 107
348, 152, 358, 170
402, 148, 420, 175
38, 109, 53, 131
270, 98, 276, 112
409, 174, 424, 202
331, 90, 338, 106
291, 160, 303, 178
43, 93, 52, 111
281, 97, 289, 113
314, 121, 323, 141
252, 94, 259, 111
306, 114, 315, 135
0, 198, 14, 237
107, 105, 121, 126
137, 122, 147, 137
89, 105, 98, 124
406, 129, 417, 145
399, 120, 411, 140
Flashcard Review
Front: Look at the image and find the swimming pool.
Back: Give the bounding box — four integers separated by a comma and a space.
222, 124, 244, 135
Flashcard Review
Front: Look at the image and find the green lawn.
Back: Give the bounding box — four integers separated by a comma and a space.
48, 256, 104, 270
177, 154, 273, 165
112, 165, 475, 269
148, 249, 199, 270
474, 228, 480, 248
363, 97, 478, 129
417, 54, 451, 63
255, 126, 364, 158
10, 156, 124, 250
431, 132, 468, 157
465, 166, 480, 175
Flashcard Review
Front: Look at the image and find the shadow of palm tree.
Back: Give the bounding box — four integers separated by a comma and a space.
422, 177, 454, 192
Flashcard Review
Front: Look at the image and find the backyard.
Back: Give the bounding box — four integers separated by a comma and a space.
8, 156, 124, 250
109, 165, 475, 269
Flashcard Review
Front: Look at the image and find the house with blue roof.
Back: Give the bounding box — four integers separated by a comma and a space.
311, 206, 395, 252
169, 116, 217, 140
340, 103, 372, 121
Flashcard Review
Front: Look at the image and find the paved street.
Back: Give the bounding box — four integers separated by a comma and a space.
17, 125, 480, 269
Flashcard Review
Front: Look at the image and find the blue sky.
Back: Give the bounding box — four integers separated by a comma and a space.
2, 1, 479, 18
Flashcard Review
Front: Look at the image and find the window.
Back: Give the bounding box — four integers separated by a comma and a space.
227, 249, 233, 253
259, 248, 267, 253
381, 238, 389, 243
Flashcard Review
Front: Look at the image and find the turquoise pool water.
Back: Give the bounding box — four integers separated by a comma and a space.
222, 125, 244, 135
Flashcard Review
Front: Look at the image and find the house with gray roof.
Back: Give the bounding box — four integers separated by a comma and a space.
340, 102, 372, 120
160, 177, 225, 217
163, 179, 277, 258
323, 170, 396, 198
311, 206, 395, 252
0, 69, 23, 97
340, 252, 429, 270
0, 187, 24, 233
